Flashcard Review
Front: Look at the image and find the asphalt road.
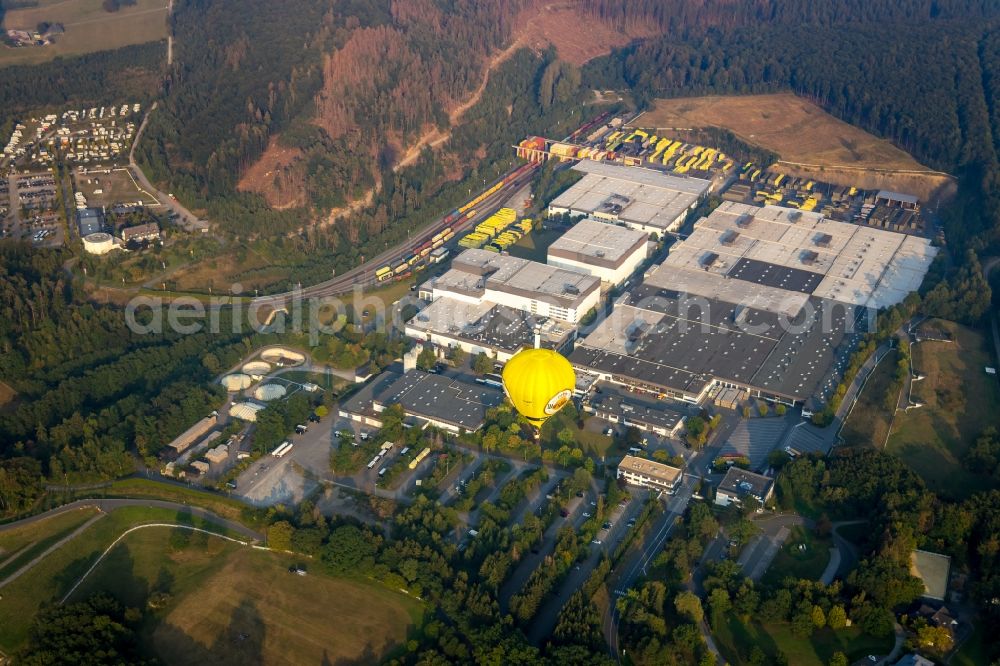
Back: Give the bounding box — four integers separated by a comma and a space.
128, 102, 207, 233
601, 480, 696, 659
527, 493, 648, 644
499, 491, 591, 613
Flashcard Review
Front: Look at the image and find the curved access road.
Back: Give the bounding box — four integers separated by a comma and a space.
61, 522, 260, 604
0, 498, 263, 542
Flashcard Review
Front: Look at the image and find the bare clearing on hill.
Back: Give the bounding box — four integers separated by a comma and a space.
0, 381, 17, 413
635, 93, 953, 200
239, 1, 651, 219
512, 2, 655, 66
236, 137, 304, 209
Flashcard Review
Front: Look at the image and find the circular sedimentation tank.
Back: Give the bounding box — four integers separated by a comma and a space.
230, 402, 264, 422
242, 360, 271, 375
220, 373, 253, 391
253, 384, 287, 401
260, 347, 306, 366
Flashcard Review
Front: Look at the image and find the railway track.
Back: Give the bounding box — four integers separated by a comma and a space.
252, 111, 612, 307
251, 165, 538, 306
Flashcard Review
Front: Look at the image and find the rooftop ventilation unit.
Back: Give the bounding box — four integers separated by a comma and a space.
720, 230, 740, 246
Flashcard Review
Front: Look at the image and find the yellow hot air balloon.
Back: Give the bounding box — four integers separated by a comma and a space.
501, 348, 576, 429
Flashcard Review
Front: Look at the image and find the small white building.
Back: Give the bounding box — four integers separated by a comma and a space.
715, 468, 774, 508
547, 218, 649, 287
82, 232, 116, 255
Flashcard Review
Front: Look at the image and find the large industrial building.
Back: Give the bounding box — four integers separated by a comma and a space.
548, 161, 710, 235
409, 248, 599, 360
418, 248, 601, 324
405, 298, 575, 362
586, 385, 687, 438
547, 218, 649, 286
339, 369, 505, 433
569, 202, 938, 409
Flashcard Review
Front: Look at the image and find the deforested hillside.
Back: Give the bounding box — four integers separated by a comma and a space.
135, 0, 529, 235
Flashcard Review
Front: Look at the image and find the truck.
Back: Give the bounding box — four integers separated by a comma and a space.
272, 441, 293, 458
408, 447, 431, 469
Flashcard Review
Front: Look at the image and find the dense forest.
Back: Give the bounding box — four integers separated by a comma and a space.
0, 243, 274, 509
581, 0, 1000, 34
0, 41, 165, 139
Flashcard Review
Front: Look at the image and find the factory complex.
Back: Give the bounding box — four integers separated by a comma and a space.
548, 161, 711, 235
403, 155, 937, 417
565, 201, 936, 409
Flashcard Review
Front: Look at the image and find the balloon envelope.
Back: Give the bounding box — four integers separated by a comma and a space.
501, 348, 575, 428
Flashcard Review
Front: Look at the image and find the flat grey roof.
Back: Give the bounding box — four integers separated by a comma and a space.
570, 289, 860, 402
548, 218, 648, 269
433, 249, 601, 311
406, 299, 573, 353
910, 550, 951, 600
339, 371, 405, 420
877, 190, 919, 205
571, 160, 712, 195
550, 161, 709, 231
375, 371, 505, 431
590, 386, 686, 432
666, 201, 937, 310
77, 208, 101, 236
618, 455, 683, 483
718, 467, 774, 498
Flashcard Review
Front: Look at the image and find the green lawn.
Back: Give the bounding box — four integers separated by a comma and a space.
0, 505, 239, 652
841, 349, 899, 448
0, 507, 97, 557
886, 321, 1000, 499
0, 0, 168, 67
761, 525, 832, 587
713, 612, 893, 666
69, 478, 264, 528
0, 507, 100, 580
951, 622, 991, 666
539, 410, 614, 457
67, 527, 422, 665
